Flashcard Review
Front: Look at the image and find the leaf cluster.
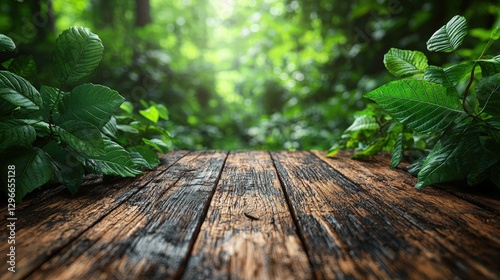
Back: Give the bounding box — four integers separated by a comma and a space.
329, 16, 500, 189
0, 27, 170, 202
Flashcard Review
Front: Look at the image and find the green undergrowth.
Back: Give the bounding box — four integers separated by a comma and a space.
0, 27, 171, 202
329, 15, 500, 189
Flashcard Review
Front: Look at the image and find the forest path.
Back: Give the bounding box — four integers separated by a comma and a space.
1, 151, 499, 279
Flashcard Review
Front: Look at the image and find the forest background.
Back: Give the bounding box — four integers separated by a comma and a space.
1, 0, 499, 150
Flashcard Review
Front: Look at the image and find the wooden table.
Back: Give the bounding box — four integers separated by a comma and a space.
1, 151, 499, 279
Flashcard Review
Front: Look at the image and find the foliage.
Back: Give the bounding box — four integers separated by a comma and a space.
1, 1, 498, 151
0, 27, 169, 202
329, 16, 500, 189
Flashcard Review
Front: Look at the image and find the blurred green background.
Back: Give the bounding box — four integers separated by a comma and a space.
1, 0, 499, 150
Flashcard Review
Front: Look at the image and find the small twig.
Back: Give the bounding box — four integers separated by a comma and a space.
244, 212, 259, 221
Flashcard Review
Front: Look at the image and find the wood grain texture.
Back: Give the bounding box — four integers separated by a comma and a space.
1, 151, 498, 279
182, 151, 312, 279
272, 151, 500, 280
26, 151, 227, 280
311, 150, 500, 279
374, 151, 500, 214
0, 151, 189, 280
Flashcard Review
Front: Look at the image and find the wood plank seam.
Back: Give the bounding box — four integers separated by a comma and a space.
21, 151, 193, 280
310, 151, 500, 279
269, 151, 320, 280
369, 154, 500, 215
174, 151, 230, 279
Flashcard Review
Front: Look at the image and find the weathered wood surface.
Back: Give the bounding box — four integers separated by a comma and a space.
0, 151, 498, 280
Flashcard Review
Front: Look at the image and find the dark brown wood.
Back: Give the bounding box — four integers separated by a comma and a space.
374, 151, 500, 214
311, 150, 500, 279
272, 151, 500, 280
182, 151, 312, 279
1, 151, 498, 280
25, 151, 227, 279
0, 151, 189, 280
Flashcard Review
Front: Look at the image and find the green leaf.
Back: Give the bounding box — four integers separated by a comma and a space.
365, 79, 464, 133
53, 120, 105, 157
477, 56, 500, 77
416, 124, 481, 189
84, 138, 142, 177
0, 71, 42, 110
53, 27, 103, 83
102, 116, 118, 138
383, 48, 428, 78
0, 119, 36, 150
352, 137, 387, 159
489, 119, 500, 142
0, 34, 15, 52
116, 124, 140, 134
1, 147, 53, 202
57, 83, 124, 129
127, 145, 160, 169
407, 156, 425, 176
427, 15, 468, 52
38, 86, 61, 121
120, 101, 134, 113
8, 55, 37, 82
42, 142, 84, 195
326, 142, 342, 157
476, 72, 500, 118
139, 105, 160, 123
490, 26, 500, 40
142, 138, 170, 153
345, 114, 379, 133
129, 151, 151, 169
155, 103, 169, 120
423, 62, 473, 88
390, 132, 404, 169
466, 139, 499, 186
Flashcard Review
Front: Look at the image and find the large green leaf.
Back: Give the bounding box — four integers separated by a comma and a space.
53, 27, 103, 83
57, 83, 124, 129
0, 34, 15, 52
0, 71, 42, 110
53, 120, 105, 157
1, 147, 53, 202
423, 62, 473, 88
416, 124, 481, 189
84, 138, 142, 177
0, 119, 36, 150
427, 15, 467, 52
42, 142, 85, 195
364, 79, 463, 133
383, 48, 428, 78
475, 72, 500, 118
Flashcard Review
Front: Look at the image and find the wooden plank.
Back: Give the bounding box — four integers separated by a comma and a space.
182, 151, 312, 279
272, 151, 500, 280
0, 151, 189, 280
311, 150, 500, 279
27, 151, 228, 280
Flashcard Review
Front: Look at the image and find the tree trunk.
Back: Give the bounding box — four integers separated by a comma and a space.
135, 0, 151, 27
31, 0, 56, 41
